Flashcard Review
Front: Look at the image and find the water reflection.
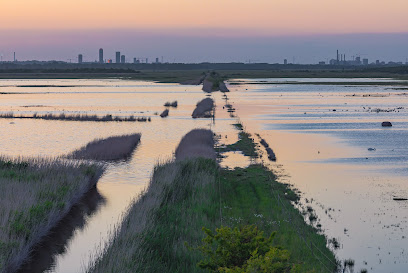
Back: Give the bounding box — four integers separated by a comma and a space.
227, 78, 408, 272
17, 188, 106, 273
219, 151, 252, 169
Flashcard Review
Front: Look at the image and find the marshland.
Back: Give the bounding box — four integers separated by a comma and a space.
0, 75, 408, 273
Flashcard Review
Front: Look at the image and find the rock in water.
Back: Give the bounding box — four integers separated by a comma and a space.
382, 121, 392, 127
160, 109, 169, 118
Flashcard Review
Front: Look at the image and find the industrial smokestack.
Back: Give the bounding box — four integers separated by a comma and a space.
13, 52, 15, 62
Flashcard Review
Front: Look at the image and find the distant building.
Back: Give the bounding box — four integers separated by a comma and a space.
318, 61, 326, 65
121, 55, 125, 63
376, 60, 380, 65
99, 48, 104, 63
116, 52, 121, 63
78, 54, 83, 64
363, 58, 369, 65
156, 57, 159, 63
355, 57, 361, 65
146, 58, 148, 63
107, 59, 112, 64
284, 59, 287, 65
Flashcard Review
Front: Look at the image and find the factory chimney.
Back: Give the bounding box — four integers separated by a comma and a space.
337, 50, 339, 64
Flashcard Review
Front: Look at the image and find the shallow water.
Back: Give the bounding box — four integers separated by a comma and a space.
3, 78, 408, 272
227, 78, 408, 272
0, 79, 238, 273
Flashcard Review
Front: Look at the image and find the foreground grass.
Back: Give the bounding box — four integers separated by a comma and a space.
88, 158, 220, 273
0, 158, 104, 273
220, 165, 336, 272
88, 128, 335, 272
88, 158, 335, 272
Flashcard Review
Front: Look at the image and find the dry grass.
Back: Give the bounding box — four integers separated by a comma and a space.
0, 157, 104, 273
87, 158, 218, 273
67, 134, 141, 161
192, 98, 214, 118
175, 129, 216, 161
0, 112, 151, 122
87, 129, 216, 273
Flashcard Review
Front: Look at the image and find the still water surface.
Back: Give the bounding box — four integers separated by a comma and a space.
227, 78, 408, 273
0, 79, 237, 272
1, 78, 408, 272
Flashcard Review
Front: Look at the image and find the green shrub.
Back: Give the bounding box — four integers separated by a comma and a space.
197, 225, 299, 273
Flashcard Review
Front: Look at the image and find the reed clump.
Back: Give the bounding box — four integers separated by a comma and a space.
0, 112, 151, 122
67, 134, 141, 161
175, 129, 216, 161
0, 157, 104, 273
192, 98, 214, 118
164, 101, 178, 107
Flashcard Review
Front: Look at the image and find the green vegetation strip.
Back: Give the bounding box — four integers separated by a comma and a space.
217, 124, 258, 157
88, 131, 335, 272
0, 158, 104, 273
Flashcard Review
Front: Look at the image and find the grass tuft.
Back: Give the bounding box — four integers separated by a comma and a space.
67, 134, 141, 161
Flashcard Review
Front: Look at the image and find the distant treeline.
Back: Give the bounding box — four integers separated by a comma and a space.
0, 68, 140, 74
1, 62, 407, 73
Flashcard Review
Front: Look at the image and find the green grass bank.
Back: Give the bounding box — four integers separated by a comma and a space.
88, 128, 336, 272
0, 158, 104, 273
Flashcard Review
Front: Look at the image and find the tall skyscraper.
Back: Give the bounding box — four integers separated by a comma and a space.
99, 48, 104, 63
121, 55, 125, 63
116, 52, 121, 63
78, 54, 83, 64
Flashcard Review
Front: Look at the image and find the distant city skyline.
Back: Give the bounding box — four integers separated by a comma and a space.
0, 30, 407, 64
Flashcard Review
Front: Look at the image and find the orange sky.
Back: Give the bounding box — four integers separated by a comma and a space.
2, 0, 408, 34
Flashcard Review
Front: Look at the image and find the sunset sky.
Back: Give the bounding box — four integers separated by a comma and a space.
1, 0, 407, 63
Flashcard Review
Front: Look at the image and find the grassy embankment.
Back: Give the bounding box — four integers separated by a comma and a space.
0, 112, 151, 122
88, 127, 336, 272
0, 158, 104, 273
1, 66, 408, 82
67, 133, 141, 161
202, 72, 230, 92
